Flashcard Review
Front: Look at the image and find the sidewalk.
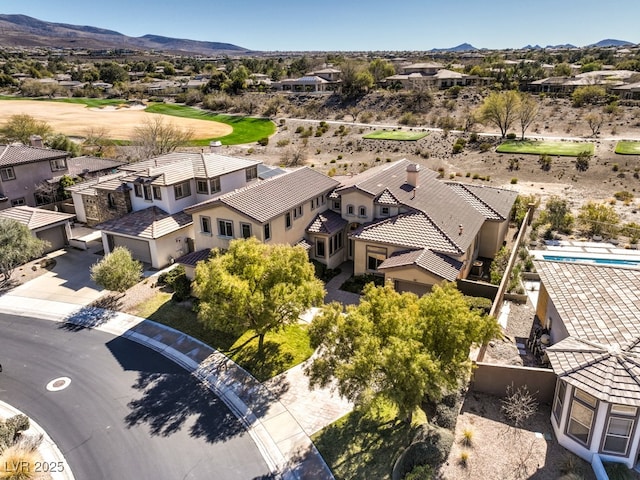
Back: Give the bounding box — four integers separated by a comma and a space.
0, 293, 339, 480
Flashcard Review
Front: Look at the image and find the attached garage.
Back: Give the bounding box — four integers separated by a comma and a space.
109, 235, 152, 265
36, 225, 67, 253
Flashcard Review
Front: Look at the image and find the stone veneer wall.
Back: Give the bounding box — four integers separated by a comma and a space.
83, 189, 132, 227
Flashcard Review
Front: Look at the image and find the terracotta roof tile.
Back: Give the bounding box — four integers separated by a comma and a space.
306, 210, 348, 235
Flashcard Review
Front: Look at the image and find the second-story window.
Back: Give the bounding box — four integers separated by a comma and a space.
358, 206, 367, 218
285, 212, 292, 229
346, 205, 354, 216
381, 206, 390, 216
133, 183, 143, 197
246, 166, 258, 181
174, 181, 191, 200
200, 216, 212, 235
196, 179, 209, 194
0, 167, 16, 181
264, 223, 271, 240
210, 176, 221, 194
50, 158, 67, 172
293, 205, 303, 219
152, 186, 162, 200
143, 185, 152, 201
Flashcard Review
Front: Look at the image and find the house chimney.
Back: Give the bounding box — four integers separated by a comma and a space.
406, 163, 420, 188
209, 140, 222, 152
30, 135, 43, 148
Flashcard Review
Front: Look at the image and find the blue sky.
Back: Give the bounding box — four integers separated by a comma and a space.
5, 1, 639, 51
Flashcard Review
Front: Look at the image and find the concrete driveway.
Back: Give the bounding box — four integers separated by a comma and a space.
8, 243, 105, 306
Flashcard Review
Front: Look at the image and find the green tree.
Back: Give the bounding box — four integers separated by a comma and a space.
539, 196, 574, 233
0, 114, 52, 145
571, 85, 607, 107
47, 133, 81, 157
0, 219, 49, 285
306, 282, 499, 422
98, 62, 129, 84
368, 59, 395, 83
478, 90, 521, 138
341, 61, 373, 98
90, 246, 142, 293
552, 63, 573, 76
193, 238, 324, 353
577, 201, 620, 238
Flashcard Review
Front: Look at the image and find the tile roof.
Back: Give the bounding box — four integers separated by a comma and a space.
97, 207, 192, 239
446, 182, 518, 221
376, 189, 400, 205
0, 144, 68, 167
378, 248, 463, 281
176, 248, 211, 267
546, 336, 640, 405
185, 167, 340, 223
66, 156, 125, 177
0, 206, 74, 230
296, 238, 313, 251
335, 159, 489, 252
350, 212, 463, 255
119, 152, 261, 186
65, 172, 129, 196
306, 210, 348, 235
535, 260, 640, 346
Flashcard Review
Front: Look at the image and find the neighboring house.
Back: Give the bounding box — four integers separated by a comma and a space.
534, 260, 640, 469
67, 152, 263, 269
0, 205, 75, 253
383, 62, 485, 90
0, 144, 71, 210
276, 68, 341, 92
184, 167, 340, 264
183, 159, 517, 294
528, 69, 637, 94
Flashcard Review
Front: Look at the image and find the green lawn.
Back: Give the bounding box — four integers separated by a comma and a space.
496, 140, 595, 156
615, 141, 640, 155
144, 104, 276, 145
130, 292, 313, 381
0, 96, 127, 108
312, 401, 426, 480
363, 130, 429, 141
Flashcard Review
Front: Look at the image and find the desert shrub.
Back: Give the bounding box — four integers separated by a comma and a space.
452, 138, 466, 154
158, 265, 191, 302
295, 126, 304, 134
469, 132, 479, 143
433, 403, 458, 430
403, 464, 434, 480
506, 132, 517, 140
479, 142, 492, 152
461, 428, 474, 447
437, 115, 456, 130
394, 424, 454, 479
614, 191, 634, 202
399, 112, 418, 126
246, 147, 255, 155
501, 384, 538, 428
511, 178, 518, 184
257, 137, 269, 146
447, 85, 462, 98
490, 246, 510, 285
612, 163, 620, 172
572, 85, 607, 107
276, 139, 290, 147
575, 151, 591, 171
538, 154, 552, 171
0, 415, 30, 452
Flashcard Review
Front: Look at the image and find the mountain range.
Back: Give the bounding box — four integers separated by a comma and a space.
0, 14, 635, 55
0, 14, 248, 55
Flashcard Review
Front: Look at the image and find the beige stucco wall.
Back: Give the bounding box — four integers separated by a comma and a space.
382, 266, 445, 289
478, 220, 509, 259
152, 225, 194, 269
307, 232, 348, 270
340, 190, 374, 224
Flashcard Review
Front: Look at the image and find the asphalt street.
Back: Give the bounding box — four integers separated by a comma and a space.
0, 313, 272, 480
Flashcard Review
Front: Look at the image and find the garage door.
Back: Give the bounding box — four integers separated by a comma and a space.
36, 226, 67, 253
111, 236, 152, 265
394, 280, 431, 297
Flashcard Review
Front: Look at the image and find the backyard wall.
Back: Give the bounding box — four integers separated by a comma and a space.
470, 362, 557, 404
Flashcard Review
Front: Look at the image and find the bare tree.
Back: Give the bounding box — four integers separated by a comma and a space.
501, 384, 538, 429
585, 112, 604, 137
518, 93, 539, 140
132, 116, 193, 160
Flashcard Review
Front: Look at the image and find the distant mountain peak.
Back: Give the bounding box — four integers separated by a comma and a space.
429, 43, 477, 53
588, 38, 634, 47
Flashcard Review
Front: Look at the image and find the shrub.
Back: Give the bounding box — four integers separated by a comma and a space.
612, 163, 620, 172
399, 112, 418, 126
246, 147, 255, 155
295, 126, 304, 134
276, 139, 290, 147
538, 154, 552, 171
575, 151, 590, 171
0, 445, 38, 479
461, 428, 473, 447
614, 191, 634, 202
158, 265, 191, 302
479, 142, 492, 152
511, 178, 518, 184
464, 295, 492, 312
0, 415, 30, 452
257, 137, 269, 146
394, 424, 454, 479
469, 132, 479, 143
434, 403, 458, 430
501, 384, 538, 428
506, 132, 517, 140
403, 464, 434, 480
459, 451, 469, 467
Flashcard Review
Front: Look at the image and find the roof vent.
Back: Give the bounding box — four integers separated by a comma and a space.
459, 224, 464, 235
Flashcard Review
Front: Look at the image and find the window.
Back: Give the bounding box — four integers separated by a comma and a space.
210, 176, 221, 194
196, 179, 209, 194
0, 167, 15, 181
133, 183, 143, 197
200, 216, 212, 235
366, 246, 387, 271
333, 200, 341, 210
316, 239, 326, 258
285, 212, 292, 229
241, 223, 252, 239
246, 166, 258, 181
174, 181, 191, 200
329, 232, 343, 256
381, 206, 390, 216
218, 219, 233, 237
264, 223, 271, 240
553, 380, 566, 424
49, 158, 67, 171
566, 388, 597, 446
346, 205, 354, 216
601, 405, 637, 455
10, 197, 25, 206
143, 185, 152, 201
152, 186, 162, 200
294, 205, 303, 219
358, 206, 367, 218
107, 193, 116, 209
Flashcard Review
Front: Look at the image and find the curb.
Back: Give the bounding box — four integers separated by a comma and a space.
0, 400, 75, 480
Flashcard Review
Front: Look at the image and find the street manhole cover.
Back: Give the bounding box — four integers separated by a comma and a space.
46, 377, 71, 392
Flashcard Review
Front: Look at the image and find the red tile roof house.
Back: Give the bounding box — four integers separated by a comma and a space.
534, 260, 640, 470
67, 152, 263, 269
184, 159, 517, 294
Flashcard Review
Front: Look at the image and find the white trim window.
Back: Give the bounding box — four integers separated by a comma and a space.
0, 167, 16, 181
152, 186, 162, 200
346, 205, 354, 216
50, 158, 67, 171
358, 206, 367, 218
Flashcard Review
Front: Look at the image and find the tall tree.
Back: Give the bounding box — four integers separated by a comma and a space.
306, 282, 500, 422
540, 196, 574, 233
518, 93, 539, 140
368, 59, 395, 83
478, 90, 521, 138
0, 114, 52, 145
90, 246, 142, 293
132, 116, 193, 160
0, 219, 49, 285
193, 238, 324, 353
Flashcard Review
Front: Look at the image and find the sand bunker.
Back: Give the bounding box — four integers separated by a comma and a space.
0, 100, 232, 140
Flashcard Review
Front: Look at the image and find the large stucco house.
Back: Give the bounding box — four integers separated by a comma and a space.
534, 260, 640, 469
184, 159, 517, 295
67, 152, 263, 268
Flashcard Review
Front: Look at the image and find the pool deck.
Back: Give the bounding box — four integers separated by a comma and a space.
529, 239, 640, 264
